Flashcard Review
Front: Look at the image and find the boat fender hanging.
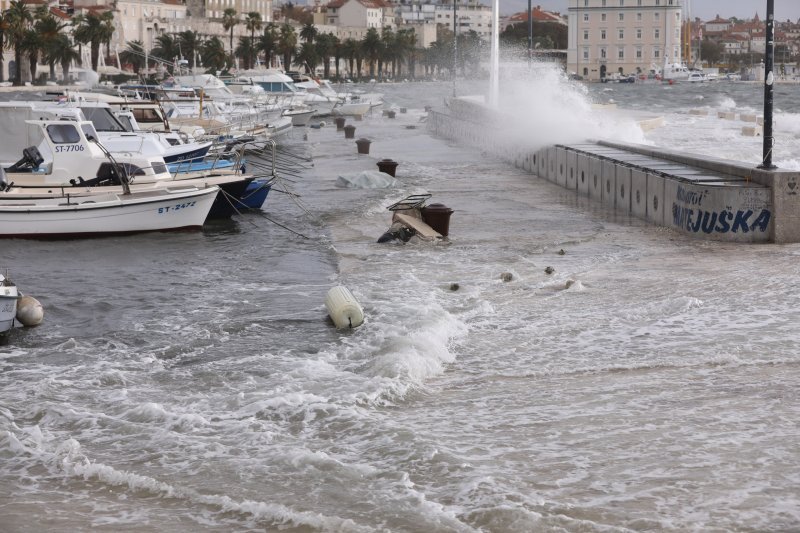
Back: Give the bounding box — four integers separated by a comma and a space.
16, 295, 43, 327
325, 286, 364, 329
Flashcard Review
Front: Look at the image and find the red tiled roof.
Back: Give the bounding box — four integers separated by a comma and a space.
50, 6, 70, 18
509, 7, 562, 24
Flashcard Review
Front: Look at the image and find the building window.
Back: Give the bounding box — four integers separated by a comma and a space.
601, 13, 606, 21
655, 0, 660, 5
636, 47, 642, 58
601, 48, 607, 58
583, 47, 589, 60
619, 13, 624, 21
602, 0, 606, 5
601, 30, 606, 40
636, 28, 642, 39
584, 0, 589, 6
619, 29, 624, 39
637, 12, 642, 21
637, 0, 642, 4
584, 30, 589, 40
618, 47, 624, 59
619, 0, 624, 5
655, 29, 660, 39
654, 12, 660, 21
584, 13, 589, 22
654, 48, 660, 58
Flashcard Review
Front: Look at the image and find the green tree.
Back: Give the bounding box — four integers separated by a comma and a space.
360, 27, 381, 79
20, 28, 41, 82
222, 8, 238, 53
296, 41, 318, 74
179, 30, 202, 70
245, 12, 262, 67
395, 28, 417, 79
201, 36, 229, 73
379, 27, 395, 79
34, 7, 66, 81
315, 33, 335, 80
151, 33, 180, 73
119, 40, 147, 74
6, 0, 33, 85
300, 22, 317, 44
257, 23, 279, 68
235, 36, 254, 69
341, 38, 357, 79
49, 33, 80, 83
278, 23, 297, 72
73, 11, 114, 72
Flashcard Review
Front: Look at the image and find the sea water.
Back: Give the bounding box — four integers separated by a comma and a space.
1, 75, 800, 532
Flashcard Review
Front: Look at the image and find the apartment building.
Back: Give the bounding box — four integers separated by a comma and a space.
567, 0, 684, 81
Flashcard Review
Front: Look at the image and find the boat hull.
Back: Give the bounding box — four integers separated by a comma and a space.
0, 186, 218, 238
0, 293, 17, 334
208, 178, 254, 218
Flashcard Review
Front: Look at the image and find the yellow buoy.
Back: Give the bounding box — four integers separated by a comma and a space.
16, 295, 43, 327
325, 286, 364, 329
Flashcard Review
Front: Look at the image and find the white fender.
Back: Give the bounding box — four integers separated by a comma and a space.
16, 295, 43, 327
325, 286, 364, 329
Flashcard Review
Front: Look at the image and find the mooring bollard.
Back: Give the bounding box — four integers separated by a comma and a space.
377, 159, 398, 177
335, 116, 346, 130
356, 138, 372, 154
344, 125, 356, 139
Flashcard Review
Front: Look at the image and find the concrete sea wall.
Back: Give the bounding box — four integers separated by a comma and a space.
427, 100, 800, 244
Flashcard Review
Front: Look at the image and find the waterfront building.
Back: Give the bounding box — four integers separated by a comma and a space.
567, 0, 684, 81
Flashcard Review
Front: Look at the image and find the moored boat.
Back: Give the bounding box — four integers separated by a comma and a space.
0, 273, 18, 335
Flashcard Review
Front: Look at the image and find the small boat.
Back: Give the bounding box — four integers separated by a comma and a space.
0, 182, 219, 238
0, 272, 18, 335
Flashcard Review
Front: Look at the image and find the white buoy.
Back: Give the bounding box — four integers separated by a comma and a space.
16, 295, 43, 327
325, 286, 364, 329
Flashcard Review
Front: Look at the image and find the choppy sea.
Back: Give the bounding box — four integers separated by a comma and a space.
2, 71, 800, 532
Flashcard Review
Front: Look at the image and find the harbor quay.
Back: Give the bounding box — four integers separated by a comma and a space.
428, 97, 800, 244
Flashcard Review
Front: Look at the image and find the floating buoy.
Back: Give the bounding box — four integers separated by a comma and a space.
16, 295, 43, 327
325, 286, 364, 329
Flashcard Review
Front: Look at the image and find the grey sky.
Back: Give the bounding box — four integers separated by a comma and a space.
497, 1, 800, 21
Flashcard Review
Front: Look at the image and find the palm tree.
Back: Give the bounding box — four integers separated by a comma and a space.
119, 40, 147, 74
300, 22, 317, 44
49, 33, 80, 83
0, 13, 7, 82
6, 0, 32, 85
395, 28, 417, 79
341, 38, 357, 80
234, 36, 254, 70
201, 36, 229, 73
20, 29, 41, 83
360, 28, 381, 79
179, 30, 202, 70
257, 23, 278, 68
245, 12, 262, 67
379, 27, 395, 80
151, 34, 180, 72
330, 35, 342, 80
296, 42, 318, 74
222, 8, 238, 53
35, 7, 67, 81
73, 11, 113, 72
314, 33, 334, 80
278, 23, 297, 72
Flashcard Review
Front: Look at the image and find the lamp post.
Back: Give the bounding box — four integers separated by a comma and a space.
527, 0, 532, 67
759, 0, 777, 170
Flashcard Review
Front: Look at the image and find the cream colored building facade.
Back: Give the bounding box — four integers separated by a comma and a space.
567, 0, 684, 81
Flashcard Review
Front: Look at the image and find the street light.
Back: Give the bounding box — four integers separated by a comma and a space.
759, 0, 776, 170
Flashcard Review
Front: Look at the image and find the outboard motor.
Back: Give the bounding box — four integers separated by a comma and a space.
6, 146, 45, 173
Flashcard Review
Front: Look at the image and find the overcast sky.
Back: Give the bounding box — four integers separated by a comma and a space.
498, 0, 800, 20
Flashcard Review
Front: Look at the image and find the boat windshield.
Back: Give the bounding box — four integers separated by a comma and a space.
80, 107, 126, 132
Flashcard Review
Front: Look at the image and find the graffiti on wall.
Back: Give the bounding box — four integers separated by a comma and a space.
672, 185, 771, 234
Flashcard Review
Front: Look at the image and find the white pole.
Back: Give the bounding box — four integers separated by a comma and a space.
488, 0, 499, 107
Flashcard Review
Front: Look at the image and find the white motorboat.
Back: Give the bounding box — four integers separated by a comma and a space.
0, 180, 218, 238
0, 272, 18, 335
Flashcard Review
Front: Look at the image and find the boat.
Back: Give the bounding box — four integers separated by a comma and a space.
0, 272, 18, 335
687, 71, 708, 83
0, 114, 255, 219
0, 173, 219, 238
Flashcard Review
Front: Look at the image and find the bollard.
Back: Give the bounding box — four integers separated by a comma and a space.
388, 110, 396, 119
376, 159, 398, 177
355, 138, 371, 154
344, 124, 356, 139
335, 116, 346, 130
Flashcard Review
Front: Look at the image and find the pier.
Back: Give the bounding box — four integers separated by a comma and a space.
428, 99, 800, 244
